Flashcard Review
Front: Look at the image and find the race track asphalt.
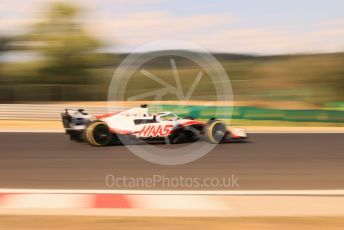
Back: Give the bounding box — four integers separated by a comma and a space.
0, 132, 343, 190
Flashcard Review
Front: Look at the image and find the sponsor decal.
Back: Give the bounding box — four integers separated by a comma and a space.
139, 125, 173, 137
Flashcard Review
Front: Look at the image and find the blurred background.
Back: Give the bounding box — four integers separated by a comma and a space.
0, 0, 344, 126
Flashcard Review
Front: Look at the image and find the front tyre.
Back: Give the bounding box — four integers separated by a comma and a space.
86, 121, 112, 146
206, 120, 227, 144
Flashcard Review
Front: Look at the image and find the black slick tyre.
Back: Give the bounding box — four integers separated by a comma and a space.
205, 120, 227, 144
85, 121, 112, 146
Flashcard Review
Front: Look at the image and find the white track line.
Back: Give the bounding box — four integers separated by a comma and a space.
1, 189, 344, 196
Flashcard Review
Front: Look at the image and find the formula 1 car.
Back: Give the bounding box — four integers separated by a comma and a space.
61, 105, 247, 146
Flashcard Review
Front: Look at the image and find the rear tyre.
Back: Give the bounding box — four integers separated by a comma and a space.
86, 121, 112, 146
205, 120, 227, 144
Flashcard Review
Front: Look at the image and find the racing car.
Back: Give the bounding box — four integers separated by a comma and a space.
61, 104, 247, 146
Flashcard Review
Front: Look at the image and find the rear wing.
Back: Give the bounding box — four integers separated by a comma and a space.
61, 108, 92, 129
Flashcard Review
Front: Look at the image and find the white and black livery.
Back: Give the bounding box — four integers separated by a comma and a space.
61, 104, 247, 146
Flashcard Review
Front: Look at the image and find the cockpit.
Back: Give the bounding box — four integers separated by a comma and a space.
157, 112, 179, 121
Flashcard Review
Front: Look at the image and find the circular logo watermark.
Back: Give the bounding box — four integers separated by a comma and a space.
108, 40, 233, 165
